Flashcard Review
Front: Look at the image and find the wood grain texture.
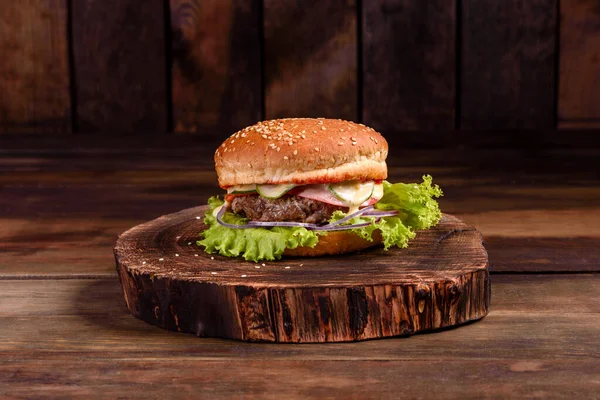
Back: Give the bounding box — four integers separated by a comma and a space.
362, 0, 455, 131
461, 0, 557, 129
264, 0, 357, 120
485, 237, 600, 273
0, 0, 70, 133
1, 139, 599, 277
171, 0, 262, 134
114, 206, 489, 342
1, 275, 598, 357
2, 132, 600, 396
2, 359, 599, 399
70, 0, 167, 133
1, 276, 599, 397
558, 0, 600, 129
0, 218, 137, 278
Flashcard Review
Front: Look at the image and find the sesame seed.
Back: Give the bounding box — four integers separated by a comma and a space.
231, 139, 235, 143
196, 216, 201, 220
314, 147, 319, 152
194, 254, 198, 256
285, 266, 291, 269
262, 134, 267, 139
352, 142, 357, 146
211, 256, 214, 260
188, 242, 191, 245
142, 261, 146, 264
300, 263, 304, 266
293, 150, 298, 155
341, 136, 346, 140
374, 139, 378, 144
211, 272, 217, 275
262, 263, 266, 267
351, 137, 357, 141
276, 147, 280, 152
175, 253, 179, 257
255, 266, 261, 269
338, 142, 344, 145
159, 258, 164, 261
241, 274, 247, 278
301, 134, 306, 139
284, 156, 289, 160
321, 126, 326, 130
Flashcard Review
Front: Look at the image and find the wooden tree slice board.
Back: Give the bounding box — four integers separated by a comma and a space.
114, 206, 490, 343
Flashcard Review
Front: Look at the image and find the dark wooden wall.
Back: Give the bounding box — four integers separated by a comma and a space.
1, 0, 600, 136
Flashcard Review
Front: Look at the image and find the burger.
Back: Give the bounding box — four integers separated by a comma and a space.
198, 118, 442, 261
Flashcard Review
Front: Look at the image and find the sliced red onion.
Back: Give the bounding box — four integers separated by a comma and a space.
215, 203, 390, 231
362, 209, 398, 218
247, 220, 320, 229
215, 204, 251, 229
327, 205, 374, 226
311, 220, 378, 231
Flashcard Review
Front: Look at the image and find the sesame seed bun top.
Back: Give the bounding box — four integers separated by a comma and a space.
214, 118, 388, 188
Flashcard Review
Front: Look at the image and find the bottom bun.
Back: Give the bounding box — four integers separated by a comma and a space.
283, 230, 383, 257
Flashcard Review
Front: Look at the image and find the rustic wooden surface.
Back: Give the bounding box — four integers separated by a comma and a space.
461, 0, 557, 129
263, 0, 357, 120
558, 0, 600, 129
5, 1, 600, 135
0, 0, 70, 133
70, 0, 167, 133
171, 0, 262, 134
1, 134, 599, 396
362, 0, 456, 131
114, 208, 489, 342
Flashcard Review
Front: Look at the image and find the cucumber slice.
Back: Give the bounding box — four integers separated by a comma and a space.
256, 183, 296, 199
372, 183, 384, 199
328, 181, 375, 205
227, 184, 257, 194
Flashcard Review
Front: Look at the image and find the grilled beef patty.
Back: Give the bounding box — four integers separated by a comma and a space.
231, 195, 345, 224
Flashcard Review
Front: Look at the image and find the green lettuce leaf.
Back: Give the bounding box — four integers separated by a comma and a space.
198, 175, 442, 261
376, 174, 443, 229
197, 197, 321, 262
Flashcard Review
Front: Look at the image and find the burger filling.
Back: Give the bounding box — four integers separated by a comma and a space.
226, 181, 384, 224
231, 195, 345, 224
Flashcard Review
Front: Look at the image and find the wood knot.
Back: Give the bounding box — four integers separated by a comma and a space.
449, 284, 462, 301
415, 287, 430, 314
415, 287, 431, 301
400, 320, 414, 335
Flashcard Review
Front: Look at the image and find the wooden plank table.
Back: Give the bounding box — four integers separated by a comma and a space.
1, 135, 599, 398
